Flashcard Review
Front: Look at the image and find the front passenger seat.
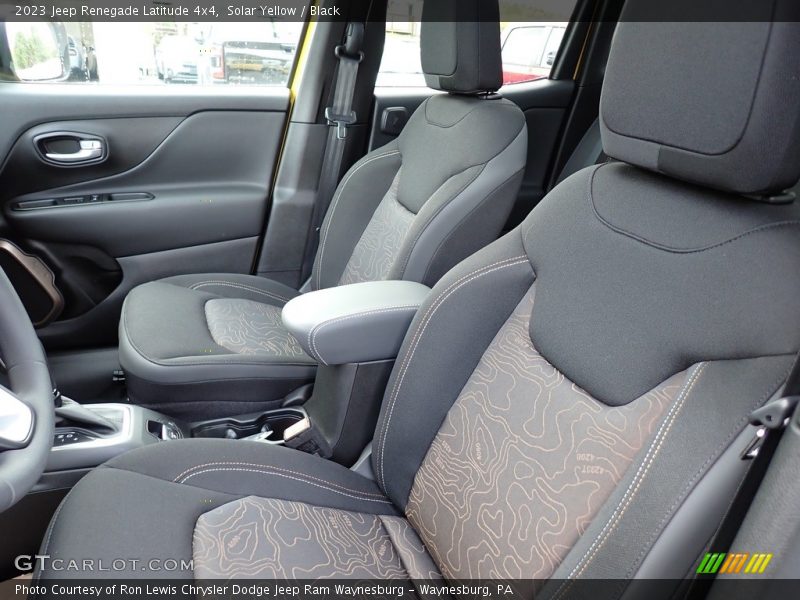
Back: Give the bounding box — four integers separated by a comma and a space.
118, 0, 527, 420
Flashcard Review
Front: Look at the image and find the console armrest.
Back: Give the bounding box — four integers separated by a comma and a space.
282, 281, 430, 366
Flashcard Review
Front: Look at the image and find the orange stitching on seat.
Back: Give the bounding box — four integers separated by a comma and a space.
190, 281, 291, 303
551, 363, 707, 599
174, 461, 387, 498
179, 467, 392, 504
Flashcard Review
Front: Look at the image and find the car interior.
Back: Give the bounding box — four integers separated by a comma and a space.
1, 0, 800, 597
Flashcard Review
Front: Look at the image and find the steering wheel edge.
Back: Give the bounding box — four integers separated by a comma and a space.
0, 269, 55, 512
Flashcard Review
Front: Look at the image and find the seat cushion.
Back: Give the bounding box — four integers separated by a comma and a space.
37, 439, 439, 580
195, 496, 439, 579
119, 274, 317, 421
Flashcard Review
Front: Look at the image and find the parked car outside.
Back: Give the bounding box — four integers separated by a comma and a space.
501, 22, 567, 85
154, 34, 200, 84
200, 22, 299, 85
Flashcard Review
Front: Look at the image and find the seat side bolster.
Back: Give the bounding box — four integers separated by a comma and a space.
103, 437, 395, 514
372, 230, 534, 507
632, 426, 759, 580
541, 356, 793, 597
156, 273, 300, 306
311, 141, 403, 291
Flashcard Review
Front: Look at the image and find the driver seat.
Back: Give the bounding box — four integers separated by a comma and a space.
117, 0, 527, 422
38, 8, 800, 592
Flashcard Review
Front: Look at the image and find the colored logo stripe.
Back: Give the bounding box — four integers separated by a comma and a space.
719, 553, 749, 574
697, 553, 726, 574
697, 552, 773, 575
745, 553, 773, 574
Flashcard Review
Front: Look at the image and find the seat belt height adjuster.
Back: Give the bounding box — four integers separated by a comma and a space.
325, 107, 357, 140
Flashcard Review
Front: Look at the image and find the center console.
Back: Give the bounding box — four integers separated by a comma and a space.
280, 280, 431, 464
47, 401, 187, 472
46, 280, 431, 475
46, 402, 312, 470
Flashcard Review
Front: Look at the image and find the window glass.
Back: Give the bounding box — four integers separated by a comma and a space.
380, 0, 425, 87
544, 25, 567, 67
10, 21, 304, 86
501, 24, 567, 84
501, 25, 549, 83
377, 0, 576, 88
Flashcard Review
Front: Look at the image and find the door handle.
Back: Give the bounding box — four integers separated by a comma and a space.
45, 139, 104, 164
34, 132, 107, 166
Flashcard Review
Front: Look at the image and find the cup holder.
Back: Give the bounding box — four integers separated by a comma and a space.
191, 408, 306, 444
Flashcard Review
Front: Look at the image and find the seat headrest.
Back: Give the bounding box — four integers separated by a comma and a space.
600, 0, 800, 197
420, 0, 503, 94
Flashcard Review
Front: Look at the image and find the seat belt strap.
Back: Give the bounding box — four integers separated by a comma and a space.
687, 353, 800, 598
307, 23, 364, 251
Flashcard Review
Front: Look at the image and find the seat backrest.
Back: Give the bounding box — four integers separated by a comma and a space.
372, 6, 800, 594
310, 0, 527, 291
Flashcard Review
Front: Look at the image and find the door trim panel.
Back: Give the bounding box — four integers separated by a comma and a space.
4, 111, 283, 257
0, 117, 181, 200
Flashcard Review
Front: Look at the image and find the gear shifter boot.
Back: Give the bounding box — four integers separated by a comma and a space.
55, 397, 118, 433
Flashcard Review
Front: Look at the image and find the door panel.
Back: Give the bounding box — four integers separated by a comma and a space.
0, 87, 290, 349
0, 85, 289, 159
5, 111, 282, 256
0, 117, 181, 198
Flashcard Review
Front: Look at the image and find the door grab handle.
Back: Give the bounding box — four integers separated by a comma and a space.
44, 139, 104, 163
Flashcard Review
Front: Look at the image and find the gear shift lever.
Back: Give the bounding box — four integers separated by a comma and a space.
55, 396, 118, 433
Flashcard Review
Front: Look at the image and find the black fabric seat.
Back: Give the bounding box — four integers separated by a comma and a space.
41, 4, 800, 594
119, 0, 528, 420
119, 273, 315, 419
38, 440, 441, 580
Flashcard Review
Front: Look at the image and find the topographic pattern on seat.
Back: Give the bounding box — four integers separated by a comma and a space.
193, 496, 440, 579
205, 299, 309, 359
339, 171, 415, 285
406, 286, 684, 581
